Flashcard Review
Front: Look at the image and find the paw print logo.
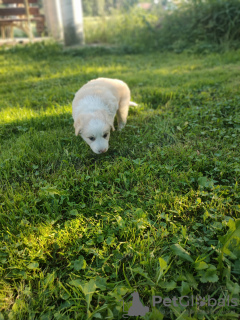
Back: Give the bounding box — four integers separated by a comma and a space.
120, 291, 150, 318
196, 296, 206, 307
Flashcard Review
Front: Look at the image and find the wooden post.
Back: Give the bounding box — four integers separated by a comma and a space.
42, 0, 64, 41
60, 0, 84, 46
23, 0, 33, 41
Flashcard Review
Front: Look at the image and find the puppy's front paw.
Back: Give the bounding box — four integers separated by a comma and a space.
118, 123, 126, 131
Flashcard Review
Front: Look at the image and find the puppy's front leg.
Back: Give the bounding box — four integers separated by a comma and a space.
117, 99, 129, 130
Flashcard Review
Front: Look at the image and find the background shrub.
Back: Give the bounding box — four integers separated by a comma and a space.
157, 0, 240, 52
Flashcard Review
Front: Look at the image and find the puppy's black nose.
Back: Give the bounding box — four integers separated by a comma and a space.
98, 149, 107, 154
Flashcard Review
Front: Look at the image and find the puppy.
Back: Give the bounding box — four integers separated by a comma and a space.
72, 78, 137, 154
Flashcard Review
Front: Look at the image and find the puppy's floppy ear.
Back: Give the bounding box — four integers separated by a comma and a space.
74, 119, 82, 136
107, 120, 115, 131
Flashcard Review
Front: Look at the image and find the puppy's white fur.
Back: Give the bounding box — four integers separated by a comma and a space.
72, 78, 136, 154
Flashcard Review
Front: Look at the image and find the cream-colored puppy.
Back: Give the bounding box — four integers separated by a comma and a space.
72, 78, 137, 154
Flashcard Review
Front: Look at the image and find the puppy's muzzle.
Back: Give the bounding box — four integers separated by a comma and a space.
98, 148, 107, 154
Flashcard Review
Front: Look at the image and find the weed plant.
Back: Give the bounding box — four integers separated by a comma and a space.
0, 42, 239, 319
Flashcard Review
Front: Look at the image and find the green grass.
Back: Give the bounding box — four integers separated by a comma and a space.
0, 42, 240, 319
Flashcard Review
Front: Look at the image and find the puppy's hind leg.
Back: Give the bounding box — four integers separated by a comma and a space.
117, 98, 129, 130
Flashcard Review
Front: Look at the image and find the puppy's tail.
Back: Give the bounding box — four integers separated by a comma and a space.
129, 101, 138, 107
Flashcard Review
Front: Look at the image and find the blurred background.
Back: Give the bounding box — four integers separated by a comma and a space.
1, 0, 240, 53
79, 0, 240, 53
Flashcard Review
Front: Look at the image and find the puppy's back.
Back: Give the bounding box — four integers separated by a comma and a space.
72, 78, 130, 109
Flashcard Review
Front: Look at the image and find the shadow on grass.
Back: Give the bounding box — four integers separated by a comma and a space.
0, 102, 176, 152
0, 111, 73, 141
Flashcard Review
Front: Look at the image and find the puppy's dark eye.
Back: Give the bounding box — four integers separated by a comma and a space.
103, 133, 108, 139
89, 137, 95, 141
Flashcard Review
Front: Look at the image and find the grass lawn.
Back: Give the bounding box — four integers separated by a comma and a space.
0, 43, 239, 319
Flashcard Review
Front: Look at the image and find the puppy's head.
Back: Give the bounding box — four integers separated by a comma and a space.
74, 115, 112, 154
